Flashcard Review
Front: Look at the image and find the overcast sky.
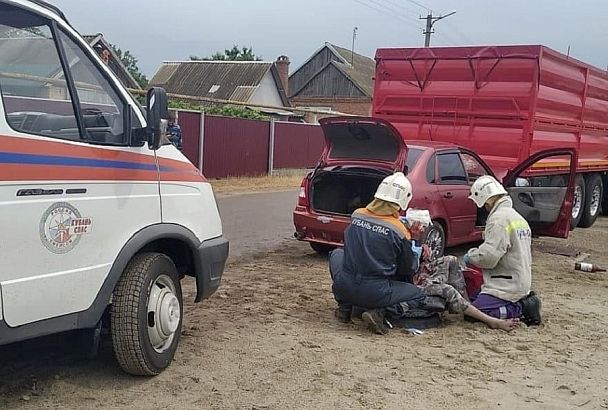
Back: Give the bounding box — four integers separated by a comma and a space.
53, 0, 608, 77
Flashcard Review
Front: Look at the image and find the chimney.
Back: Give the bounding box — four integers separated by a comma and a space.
275, 55, 290, 97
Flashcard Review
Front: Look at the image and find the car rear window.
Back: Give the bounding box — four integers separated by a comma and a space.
405, 148, 422, 174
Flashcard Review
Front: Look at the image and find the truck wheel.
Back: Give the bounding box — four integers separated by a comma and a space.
111, 253, 183, 376
571, 175, 585, 229
602, 176, 608, 216
579, 174, 602, 228
423, 221, 445, 259
310, 242, 335, 255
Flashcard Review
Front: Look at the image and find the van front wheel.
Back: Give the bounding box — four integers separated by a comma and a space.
111, 253, 183, 376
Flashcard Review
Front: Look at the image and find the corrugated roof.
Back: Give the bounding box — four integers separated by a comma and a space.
150, 61, 289, 104
327, 43, 375, 96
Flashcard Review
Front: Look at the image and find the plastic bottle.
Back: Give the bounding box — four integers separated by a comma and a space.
574, 262, 606, 273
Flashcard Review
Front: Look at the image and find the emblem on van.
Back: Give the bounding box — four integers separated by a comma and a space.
39, 202, 92, 254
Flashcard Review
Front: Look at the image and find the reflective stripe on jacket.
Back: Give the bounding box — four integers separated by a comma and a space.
467, 196, 532, 302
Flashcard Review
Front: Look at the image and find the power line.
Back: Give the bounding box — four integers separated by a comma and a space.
380, 0, 464, 45
351, 0, 424, 34
365, 0, 424, 27
382, 0, 422, 17
402, 0, 432, 11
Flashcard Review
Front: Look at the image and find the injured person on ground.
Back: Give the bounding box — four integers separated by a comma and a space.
328, 172, 520, 335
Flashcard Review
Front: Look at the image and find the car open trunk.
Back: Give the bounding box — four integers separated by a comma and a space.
311, 167, 389, 216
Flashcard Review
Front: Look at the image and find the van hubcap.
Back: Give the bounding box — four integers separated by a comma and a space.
148, 275, 181, 353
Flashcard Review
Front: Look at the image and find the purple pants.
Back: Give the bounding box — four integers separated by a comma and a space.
472, 293, 523, 319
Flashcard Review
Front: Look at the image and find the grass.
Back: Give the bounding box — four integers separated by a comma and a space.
209, 172, 307, 195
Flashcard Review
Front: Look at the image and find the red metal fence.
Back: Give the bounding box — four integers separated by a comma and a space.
203, 116, 270, 178
179, 111, 201, 169
274, 122, 324, 169
176, 111, 324, 179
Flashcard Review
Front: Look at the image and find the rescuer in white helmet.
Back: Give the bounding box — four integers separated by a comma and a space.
464, 175, 542, 326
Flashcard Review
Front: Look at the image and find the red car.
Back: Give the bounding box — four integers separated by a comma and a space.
293, 117, 577, 256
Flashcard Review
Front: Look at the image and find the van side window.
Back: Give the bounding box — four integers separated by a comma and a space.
57, 30, 126, 144
438, 152, 467, 184
0, 6, 79, 140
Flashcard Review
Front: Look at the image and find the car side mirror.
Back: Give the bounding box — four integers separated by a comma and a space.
146, 87, 168, 150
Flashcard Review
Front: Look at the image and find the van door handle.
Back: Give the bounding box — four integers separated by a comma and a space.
443, 192, 453, 199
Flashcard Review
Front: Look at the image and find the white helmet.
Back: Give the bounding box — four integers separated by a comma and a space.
374, 172, 413, 210
469, 175, 507, 208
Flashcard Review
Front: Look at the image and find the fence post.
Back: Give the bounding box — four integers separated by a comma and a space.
198, 109, 205, 174
268, 118, 275, 176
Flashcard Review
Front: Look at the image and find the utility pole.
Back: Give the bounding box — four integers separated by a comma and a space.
351, 26, 358, 65
420, 11, 456, 47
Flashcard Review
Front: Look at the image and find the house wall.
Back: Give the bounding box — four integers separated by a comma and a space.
291, 96, 372, 117
294, 64, 365, 98
249, 71, 286, 107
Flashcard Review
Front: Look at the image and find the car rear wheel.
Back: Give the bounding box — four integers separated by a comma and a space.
579, 174, 602, 228
422, 221, 445, 259
111, 253, 183, 376
571, 175, 585, 229
310, 242, 336, 255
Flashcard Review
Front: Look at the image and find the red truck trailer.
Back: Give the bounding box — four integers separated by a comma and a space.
373, 45, 608, 228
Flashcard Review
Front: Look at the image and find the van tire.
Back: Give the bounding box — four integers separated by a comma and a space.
111, 253, 183, 376
579, 174, 602, 228
310, 242, 335, 255
423, 221, 445, 259
571, 175, 585, 229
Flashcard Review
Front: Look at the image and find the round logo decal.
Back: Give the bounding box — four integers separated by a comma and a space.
40, 202, 92, 254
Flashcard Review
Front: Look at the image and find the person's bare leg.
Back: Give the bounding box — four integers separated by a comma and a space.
463, 305, 519, 331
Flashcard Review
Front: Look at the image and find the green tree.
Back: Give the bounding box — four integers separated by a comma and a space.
111, 44, 148, 88
190, 45, 262, 61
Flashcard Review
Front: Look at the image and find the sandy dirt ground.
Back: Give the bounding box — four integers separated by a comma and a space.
2, 219, 608, 409
210, 173, 305, 196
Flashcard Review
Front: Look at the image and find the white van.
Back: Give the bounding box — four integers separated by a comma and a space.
0, 0, 228, 375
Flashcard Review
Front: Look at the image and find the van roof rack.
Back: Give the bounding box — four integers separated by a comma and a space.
27, 0, 68, 22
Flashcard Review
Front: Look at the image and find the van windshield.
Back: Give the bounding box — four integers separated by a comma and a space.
0, 4, 80, 139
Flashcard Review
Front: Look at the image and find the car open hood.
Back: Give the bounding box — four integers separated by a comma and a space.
318, 116, 408, 170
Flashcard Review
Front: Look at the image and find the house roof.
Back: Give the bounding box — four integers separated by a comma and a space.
84, 33, 142, 89
327, 43, 375, 96
289, 42, 375, 97
149, 61, 290, 106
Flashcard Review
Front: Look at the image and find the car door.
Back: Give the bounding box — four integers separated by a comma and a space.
502, 148, 577, 238
0, 7, 160, 327
460, 150, 495, 238
435, 150, 474, 240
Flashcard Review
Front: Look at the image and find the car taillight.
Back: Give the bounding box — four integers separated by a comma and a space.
297, 179, 309, 207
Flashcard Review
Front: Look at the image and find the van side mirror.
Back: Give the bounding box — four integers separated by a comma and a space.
146, 87, 168, 150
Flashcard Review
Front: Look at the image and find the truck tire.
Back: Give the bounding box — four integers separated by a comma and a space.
310, 242, 335, 255
579, 174, 603, 228
603, 175, 608, 216
571, 175, 585, 229
111, 253, 183, 376
423, 221, 445, 259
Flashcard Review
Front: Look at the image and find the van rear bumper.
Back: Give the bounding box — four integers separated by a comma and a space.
194, 236, 229, 302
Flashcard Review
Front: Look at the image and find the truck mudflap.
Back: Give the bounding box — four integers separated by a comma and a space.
194, 236, 229, 302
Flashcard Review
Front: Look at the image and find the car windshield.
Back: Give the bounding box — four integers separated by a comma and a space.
405, 148, 423, 174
